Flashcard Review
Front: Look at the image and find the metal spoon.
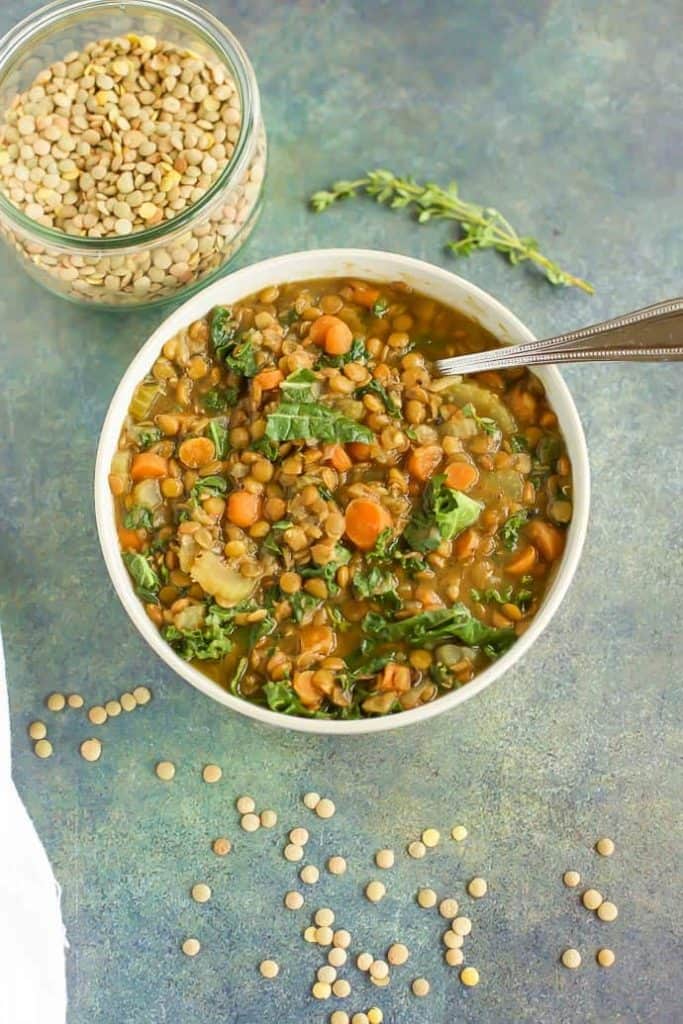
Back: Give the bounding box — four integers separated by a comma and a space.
434, 297, 683, 376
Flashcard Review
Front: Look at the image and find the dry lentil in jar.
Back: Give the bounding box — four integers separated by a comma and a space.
110, 277, 573, 719
0, 28, 266, 306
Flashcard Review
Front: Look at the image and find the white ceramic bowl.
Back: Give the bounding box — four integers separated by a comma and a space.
95, 249, 590, 734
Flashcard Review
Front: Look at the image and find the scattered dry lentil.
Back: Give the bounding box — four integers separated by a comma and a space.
28, 721, 46, 740
155, 760, 175, 781
34, 738, 53, 759
181, 938, 200, 957
387, 943, 409, 966
412, 977, 430, 997
460, 966, 480, 987
445, 947, 464, 967
467, 877, 487, 899
375, 848, 394, 869
328, 947, 347, 968
80, 738, 102, 762
439, 897, 459, 918
119, 692, 136, 712
417, 888, 437, 909
236, 795, 255, 814
46, 692, 65, 712
451, 825, 468, 841
597, 900, 618, 922
260, 809, 278, 828
133, 686, 152, 705
357, 952, 373, 972
241, 812, 260, 832
191, 883, 211, 904
300, 865, 320, 885
596, 837, 615, 857
105, 699, 122, 717
563, 870, 581, 888
369, 960, 389, 981
367, 1008, 383, 1024
597, 948, 615, 967
67, 694, 84, 709
212, 837, 231, 856
315, 908, 335, 927
312, 981, 331, 1000
303, 791, 321, 810
315, 925, 334, 945
582, 889, 603, 911
316, 798, 336, 819
421, 828, 440, 848
303, 926, 317, 943
330, 1012, 350, 1024
284, 843, 304, 862
88, 705, 107, 725
333, 929, 351, 949
561, 948, 581, 969
318, 965, 337, 984
443, 930, 464, 949
365, 880, 386, 903
259, 959, 279, 979
407, 840, 426, 860
327, 855, 347, 875
452, 916, 472, 936
351, 1015, 369, 1024
332, 979, 350, 998
284, 890, 304, 911
289, 827, 309, 846
202, 764, 222, 783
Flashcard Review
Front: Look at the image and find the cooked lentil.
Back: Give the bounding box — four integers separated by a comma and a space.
112, 279, 572, 719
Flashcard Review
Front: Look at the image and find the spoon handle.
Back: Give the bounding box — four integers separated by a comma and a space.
435, 297, 683, 376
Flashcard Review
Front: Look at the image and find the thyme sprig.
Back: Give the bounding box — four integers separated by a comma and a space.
310, 169, 593, 294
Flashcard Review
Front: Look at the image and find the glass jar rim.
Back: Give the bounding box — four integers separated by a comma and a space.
0, 0, 261, 251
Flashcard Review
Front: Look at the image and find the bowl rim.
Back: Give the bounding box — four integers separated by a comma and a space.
94, 247, 590, 734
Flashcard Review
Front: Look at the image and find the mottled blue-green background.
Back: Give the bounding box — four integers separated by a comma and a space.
1, 1, 681, 1022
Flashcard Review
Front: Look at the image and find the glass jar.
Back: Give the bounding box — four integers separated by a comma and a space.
0, 0, 266, 309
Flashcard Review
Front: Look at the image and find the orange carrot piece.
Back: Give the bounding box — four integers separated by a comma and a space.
527, 520, 565, 562
454, 527, 480, 559
324, 320, 353, 355
118, 527, 142, 551
444, 461, 479, 492
130, 452, 168, 481
345, 498, 392, 551
407, 445, 443, 482
348, 442, 372, 461
350, 281, 381, 308
326, 444, 352, 472
253, 368, 283, 390
309, 314, 343, 346
226, 489, 261, 528
505, 545, 538, 575
178, 436, 215, 468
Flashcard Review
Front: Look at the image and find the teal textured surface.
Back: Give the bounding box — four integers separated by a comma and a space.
1, 2, 681, 1022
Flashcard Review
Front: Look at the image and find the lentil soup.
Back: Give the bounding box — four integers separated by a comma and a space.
110, 277, 573, 719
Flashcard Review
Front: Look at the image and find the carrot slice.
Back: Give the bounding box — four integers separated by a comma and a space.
444, 461, 479, 492
253, 368, 283, 390
226, 490, 261, 528
324, 321, 353, 355
348, 442, 372, 461
350, 281, 381, 308
345, 498, 392, 550
308, 314, 343, 346
527, 520, 565, 562
326, 444, 352, 472
407, 445, 442, 482
454, 527, 480, 559
118, 527, 142, 551
505, 545, 538, 575
178, 436, 215, 469
130, 452, 168, 481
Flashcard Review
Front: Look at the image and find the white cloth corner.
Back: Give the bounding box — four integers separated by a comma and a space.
0, 631, 67, 1024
